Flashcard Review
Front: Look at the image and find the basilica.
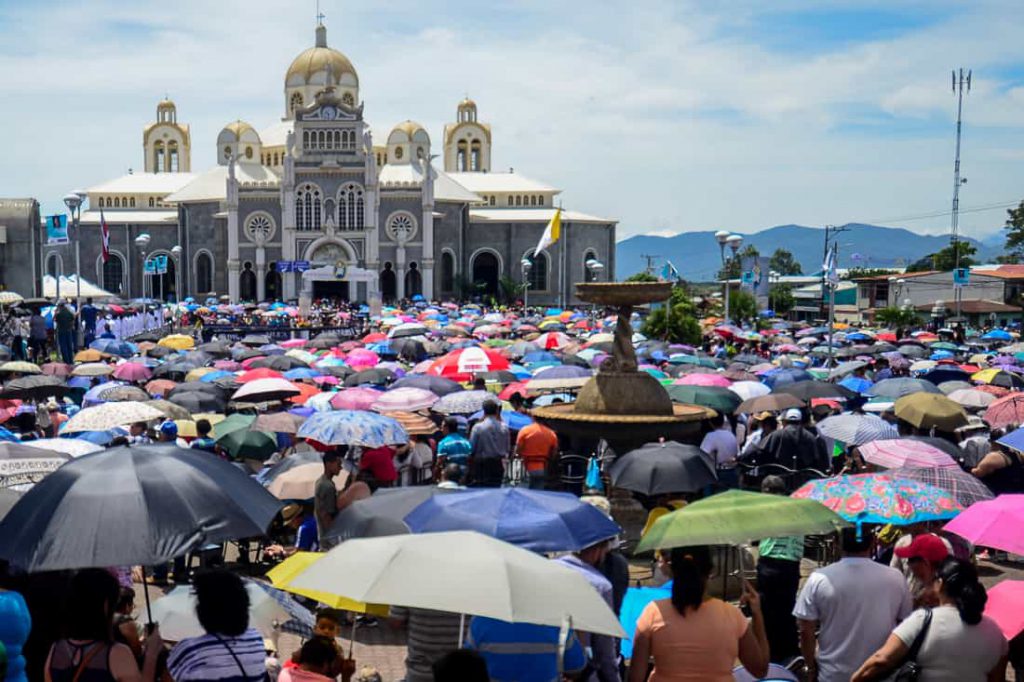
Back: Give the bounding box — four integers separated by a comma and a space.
45, 22, 616, 307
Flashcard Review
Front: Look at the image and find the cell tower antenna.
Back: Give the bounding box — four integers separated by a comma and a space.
951, 67, 971, 321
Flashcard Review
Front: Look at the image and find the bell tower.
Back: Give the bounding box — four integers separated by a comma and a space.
443, 97, 491, 173
143, 98, 191, 173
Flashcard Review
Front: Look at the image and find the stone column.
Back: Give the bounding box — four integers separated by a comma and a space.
282, 131, 297, 300
226, 157, 240, 301
255, 246, 266, 301
421, 164, 435, 300
396, 244, 406, 300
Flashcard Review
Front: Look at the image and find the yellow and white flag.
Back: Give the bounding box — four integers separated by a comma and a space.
534, 208, 562, 256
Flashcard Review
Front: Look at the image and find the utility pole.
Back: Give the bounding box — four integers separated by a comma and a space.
640, 254, 659, 276
950, 67, 971, 322
820, 225, 847, 322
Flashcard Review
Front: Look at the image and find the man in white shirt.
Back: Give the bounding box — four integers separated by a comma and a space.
794, 526, 912, 682
700, 411, 739, 488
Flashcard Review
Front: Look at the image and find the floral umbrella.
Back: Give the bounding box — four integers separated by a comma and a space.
792, 473, 963, 524
297, 410, 408, 448
370, 387, 439, 413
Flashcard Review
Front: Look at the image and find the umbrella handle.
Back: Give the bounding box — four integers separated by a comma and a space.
458, 613, 465, 649
140, 566, 154, 626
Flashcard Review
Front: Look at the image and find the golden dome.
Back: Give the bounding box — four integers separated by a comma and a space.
286, 25, 358, 86
158, 97, 176, 109
391, 120, 427, 138
458, 96, 476, 110
220, 120, 259, 141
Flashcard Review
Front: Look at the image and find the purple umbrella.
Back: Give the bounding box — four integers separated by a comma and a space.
532, 365, 592, 380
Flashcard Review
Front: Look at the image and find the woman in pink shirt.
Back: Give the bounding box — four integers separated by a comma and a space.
629, 546, 769, 682
278, 638, 342, 682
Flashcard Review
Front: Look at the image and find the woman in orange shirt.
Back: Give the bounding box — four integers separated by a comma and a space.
628, 546, 769, 682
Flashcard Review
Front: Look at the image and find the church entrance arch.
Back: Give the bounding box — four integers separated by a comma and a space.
470, 250, 501, 300
380, 262, 397, 303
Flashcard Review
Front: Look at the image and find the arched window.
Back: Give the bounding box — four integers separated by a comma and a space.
290, 92, 304, 113
515, 196, 522, 207
405, 262, 422, 298
529, 195, 536, 206
470, 141, 481, 171
101, 253, 124, 294
380, 262, 397, 303
130, 197, 136, 208
168, 141, 179, 172
114, 197, 120, 208
239, 262, 257, 301
303, 131, 310, 149
441, 250, 456, 294
457, 141, 468, 171
524, 249, 549, 291
154, 142, 165, 172
507, 195, 513, 206
583, 250, 601, 283
296, 184, 321, 231
489, 196, 495, 206
122, 197, 128, 207
337, 183, 364, 230
265, 266, 282, 301
45, 252, 62, 278
318, 130, 326, 149
537, 195, 544, 206
223, 145, 232, 160
195, 251, 214, 293
148, 197, 155, 207
245, 146, 253, 159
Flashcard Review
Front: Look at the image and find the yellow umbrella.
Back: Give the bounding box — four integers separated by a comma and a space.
185, 367, 218, 382
175, 419, 198, 438
193, 412, 226, 425
969, 353, 991, 366
894, 393, 969, 432
73, 349, 105, 363
972, 368, 1002, 385
158, 334, 195, 350
266, 552, 389, 616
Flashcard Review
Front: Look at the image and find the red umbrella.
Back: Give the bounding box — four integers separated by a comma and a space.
41, 362, 72, 378
362, 332, 387, 343
240, 356, 268, 369
983, 394, 1024, 429
287, 383, 321, 405
975, 385, 1011, 398
145, 379, 178, 397
499, 381, 529, 401
877, 332, 897, 342
112, 362, 153, 382
428, 347, 510, 381
238, 368, 284, 383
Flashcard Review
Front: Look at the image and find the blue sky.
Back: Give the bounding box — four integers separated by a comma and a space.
1, 0, 1023, 242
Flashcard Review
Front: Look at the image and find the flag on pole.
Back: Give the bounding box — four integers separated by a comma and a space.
661, 260, 680, 281
823, 243, 838, 286
100, 209, 110, 263
533, 208, 562, 257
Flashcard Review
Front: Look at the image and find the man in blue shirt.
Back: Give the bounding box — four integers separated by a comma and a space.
81, 298, 98, 346
466, 617, 586, 682
436, 416, 471, 474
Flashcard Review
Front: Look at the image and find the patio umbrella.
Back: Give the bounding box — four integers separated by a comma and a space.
636, 490, 848, 552
867, 377, 942, 399
266, 463, 347, 500
232, 378, 301, 403
0, 375, 69, 400
665, 385, 741, 414
432, 390, 493, 415
983, 394, 1024, 430
404, 488, 621, 553
607, 441, 717, 495
0, 444, 282, 572
814, 414, 897, 446
326, 487, 459, 542
0, 442, 72, 488
298, 410, 408, 448
890, 466, 994, 508
151, 581, 293, 641
735, 393, 803, 414
894, 393, 968, 432
62, 402, 165, 433
370, 387, 438, 413
944, 495, 1024, 556
266, 552, 389, 615
858, 439, 960, 470
792, 473, 963, 524
289, 531, 625, 638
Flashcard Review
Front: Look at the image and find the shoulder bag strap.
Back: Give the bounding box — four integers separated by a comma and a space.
71, 642, 105, 682
212, 634, 250, 681
906, 609, 933, 663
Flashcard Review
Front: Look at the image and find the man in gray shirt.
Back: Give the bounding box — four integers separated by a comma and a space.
470, 400, 509, 487
314, 451, 343, 549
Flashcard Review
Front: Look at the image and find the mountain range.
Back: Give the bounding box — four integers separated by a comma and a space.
615, 224, 1004, 280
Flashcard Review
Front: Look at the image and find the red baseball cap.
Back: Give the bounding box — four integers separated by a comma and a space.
894, 534, 949, 563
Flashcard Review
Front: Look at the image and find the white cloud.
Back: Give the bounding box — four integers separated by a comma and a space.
1, 0, 1023, 243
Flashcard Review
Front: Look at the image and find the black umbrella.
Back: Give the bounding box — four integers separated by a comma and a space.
241, 335, 272, 347
316, 365, 354, 380
775, 382, 857, 401
133, 331, 165, 343
0, 442, 71, 488
307, 337, 340, 350
232, 348, 265, 362
478, 370, 519, 385
145, 345, 178, 359
250, 355, 308, 371
324, 487, 459, 542
0, 445, 281, 609
555, 353, 590, 369
344, 368, 397, 387
391, 374, 463, 396
608, 442, 717, 495
867, 378, 942, 399
167, 381, 228, 398
183, 351, 215, 366
195, 342, 232, 357
390, 338, 426, 362
168, 391, 227, 413
152, 360, 200, 378
0, 489, 21, 522
920, 368, 971, 386
0, 375, 69, 400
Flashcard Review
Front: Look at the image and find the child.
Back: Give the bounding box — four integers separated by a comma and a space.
286, 610, 353, 679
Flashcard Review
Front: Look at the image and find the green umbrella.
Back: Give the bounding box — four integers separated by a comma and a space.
929, 341, 959, 351
665, 384, 741, 414
636, 490, 849, 553
216, 429, 278, 461
211, 413, 256, 438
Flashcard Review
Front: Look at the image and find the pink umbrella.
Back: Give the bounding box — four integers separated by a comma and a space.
984, 580, 1024, 639
674, 373, 732, 388
280, 339, 308, 348
330, 387, 382, 411
312, 375, 339, 386
371, 387, 439, 412
858, 439, 960, 470
347, 349, 380, 369
213, 359, 242, 371
410, 360, 434, 374
944, 495, 1024, 555
240, 356, 268, 369
112, 362, 153, 382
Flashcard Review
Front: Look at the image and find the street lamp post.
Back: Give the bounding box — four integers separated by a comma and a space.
63, 190, 87, 347
585, 258, 605, 321
135, 233, 151, 329
520, 258, 532, 316
171, 245, 183, 330
721, 234, 743, 323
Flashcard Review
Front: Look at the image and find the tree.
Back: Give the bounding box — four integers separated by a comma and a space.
718, 244, 760, 280
875, 306, 919, 328
626, 272, 659, 283
847, 267, 897, 279
1005, 199, 1024, 261
768, 248, 803, 276
728, 290, 758, 324
498, 276, 525, 304
906, 241, 977, 272
769, 283, 795, 315
641, 284, 702, 344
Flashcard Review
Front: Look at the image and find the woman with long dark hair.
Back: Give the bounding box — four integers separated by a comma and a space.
628, 546, 768, 681
852, 558, 1008, 681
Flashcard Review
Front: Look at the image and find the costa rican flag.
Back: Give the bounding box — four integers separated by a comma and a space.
100, 209, 110, 263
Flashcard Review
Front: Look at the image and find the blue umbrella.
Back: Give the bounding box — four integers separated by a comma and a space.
67, 377, 93, 390
199, 370, 235, 383
0, 426, 18, 443
532, 365, 592, 380
983, 330, 1012, 341
68, 427, 129, 445
82, 381, 121, 406
997, 427, 1024, 453
523, 351, 558, 365
284, 368, 320, 381
89, 338, 137, 358
297, 410, 408, 447
929, 350, 954, 361
508, 364, 533, 380
761, 368, 812, 389
619, 584, 672, 658
403, 488, 621, 553
838, 376, 874, 394
469, 409, 533, 431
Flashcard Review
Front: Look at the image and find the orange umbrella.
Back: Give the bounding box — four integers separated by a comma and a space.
145, 379, 178, 397
287, 383, 321, 405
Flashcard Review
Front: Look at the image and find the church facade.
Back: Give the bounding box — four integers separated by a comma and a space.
45, 22, 616, 307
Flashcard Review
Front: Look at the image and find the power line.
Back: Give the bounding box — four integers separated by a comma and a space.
640, 254, 660, 275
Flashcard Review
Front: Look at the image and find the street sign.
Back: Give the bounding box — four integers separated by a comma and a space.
953, 268, 970, 286
276, 261, 293, 272
294, 260, 311, 272
145, 255, 168, 275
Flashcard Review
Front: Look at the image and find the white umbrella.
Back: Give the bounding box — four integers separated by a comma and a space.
728, 381, 770, 401
62, 402, 165, 433
0, 292, 24, 305
22, 438, 103, 458
267, 464, 347, 500
815, 413, 898, 446
946, 388, 997, 410
290, 530, 625, 639
150, 581, 290, 641
231, 378, 301, 402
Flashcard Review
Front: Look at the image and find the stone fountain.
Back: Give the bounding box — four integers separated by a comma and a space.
531, 281, 707, 452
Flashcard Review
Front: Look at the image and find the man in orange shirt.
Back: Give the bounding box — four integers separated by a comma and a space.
514, 421, 559, 490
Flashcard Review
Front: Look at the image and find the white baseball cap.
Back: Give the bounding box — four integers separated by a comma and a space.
783, 408, 803, 422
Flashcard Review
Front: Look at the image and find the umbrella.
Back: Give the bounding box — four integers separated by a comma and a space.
858, 439, 960, 470
674, 373, 731, 388
814, 414, 897, 446
251, 412, 306, 434
94, 385, 150, 403
290, 530, 625, 638
71, 363, 115, 378
389, 322, 430, 339
946, 388, 997, 410
983, 394, 1024, 430
636, 490, 849, 552
973, 368, 1024, 390
432, 390, 493, 415
0, 375, 68, 400
370, 387, 438, 412
344, 368, 397, 387
0, 442, 72, 488
298, 411, 408, 447
266, 552, 389, 615
40, 362, 73, 378
665, 385, 741, 414
607, 442, 717, 495
983, 581, 1024, 640
890, 467, 994, 508
776, 382, 856, 401
828, 361, 868, 380
61, 402, 165, 433
330, 387, 382, 411
728, 381, 771, 401
0, 444, 282, 571
379, 411, 438, 436
0, 488, 21, 521
894, 393, 968, 432
250, 355, 309, 371
150, 581, 292, 641
867, 378, 942, 399
735, 393, 803, 414
326, 487, 460, 542
144, 379, 178, 397
216, 429, 279, 461
231, 378, 301, 403
158, 334, 195, 350
90, 339, 137, 358
404, 488, 621, 553
22, 438, 103, 458
73, 349, 105, 363
791, 473, 963, 524
266, 463, 347, 500
111, 362, 153, 382
944, 495, 1024, 556
760, 368, 812, 389
429, 347, 510, 380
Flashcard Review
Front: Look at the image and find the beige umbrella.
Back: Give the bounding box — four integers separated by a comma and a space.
0, 361, 42, 375
894, 393, 969, 432
946, 388, 997, 410
62, 402, 165, 433
290, 530, 625, 639
144, 399, 192, 421
71, 363, 114, 377
252, 412, 307, 434
267, 464, 347, 500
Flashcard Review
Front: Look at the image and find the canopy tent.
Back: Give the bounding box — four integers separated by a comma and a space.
42, 275, 116, 300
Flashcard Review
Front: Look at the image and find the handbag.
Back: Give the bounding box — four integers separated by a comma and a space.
889, 609, 933, 682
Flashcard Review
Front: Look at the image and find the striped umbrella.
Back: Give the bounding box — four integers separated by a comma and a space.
858, 439, 960, 470
379, 412, 438, 436
815, 414, 897, 446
